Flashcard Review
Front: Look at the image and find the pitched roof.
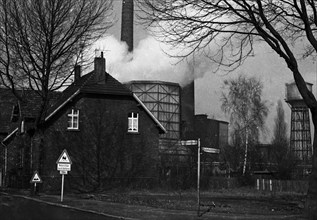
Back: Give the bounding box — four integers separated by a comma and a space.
50, 71, 132, 109
1, 65, 166, 140
0, 87, 60, 135
0, 88, 18, 133
45, 71, 132, 119
45, 70, 166, 134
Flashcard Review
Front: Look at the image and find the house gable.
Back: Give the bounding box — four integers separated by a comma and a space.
45, 62, 166, 134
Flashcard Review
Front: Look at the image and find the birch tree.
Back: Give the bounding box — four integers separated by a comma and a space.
221, 74, 268, 175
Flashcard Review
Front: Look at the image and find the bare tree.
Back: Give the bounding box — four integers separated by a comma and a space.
0, 0, 114, 172
221, 74, 269, 175
0, 0, 113, 121
138, 1, 317, 217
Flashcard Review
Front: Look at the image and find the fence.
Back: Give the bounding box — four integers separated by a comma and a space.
3, 171, 309, 194
256, 179, 308, 193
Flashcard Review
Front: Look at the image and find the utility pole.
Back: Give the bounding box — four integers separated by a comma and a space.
197, 138, 201, 216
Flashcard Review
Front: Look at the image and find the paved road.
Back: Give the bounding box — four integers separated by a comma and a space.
0, 195, 120, 220
0, 192, 306, 220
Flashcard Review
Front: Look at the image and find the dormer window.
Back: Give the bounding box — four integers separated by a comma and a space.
67, 109, 79, 130
128, 112, 138, 133
11, 104, 20, 122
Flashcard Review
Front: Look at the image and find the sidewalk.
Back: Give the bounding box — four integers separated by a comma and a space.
0, 189, 307, 220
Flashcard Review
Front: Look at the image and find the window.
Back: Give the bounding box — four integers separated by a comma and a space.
67, 109, 79, 130
11, 104, 19, 122
128, 112, 138, 133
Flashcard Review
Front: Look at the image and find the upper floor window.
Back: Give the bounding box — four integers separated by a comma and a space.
67, 109, 79, 130
128, 112, 138, 133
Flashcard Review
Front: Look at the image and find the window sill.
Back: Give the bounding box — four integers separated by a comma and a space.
67, 128, 80, 131
127, 131, 139, 135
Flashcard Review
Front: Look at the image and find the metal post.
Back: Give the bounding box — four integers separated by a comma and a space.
34, 183, 37, 195
61, 174, 64, 202
197, 138, 201, 216
4, 146, 7, 186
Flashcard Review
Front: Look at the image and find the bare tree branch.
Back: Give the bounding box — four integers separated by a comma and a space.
0, 0, 114, 125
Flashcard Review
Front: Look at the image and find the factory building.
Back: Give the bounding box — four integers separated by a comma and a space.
120, 0, 228, 160
126, 80, 229, 172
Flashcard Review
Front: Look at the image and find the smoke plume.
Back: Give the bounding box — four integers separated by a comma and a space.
93, 35, 212, 86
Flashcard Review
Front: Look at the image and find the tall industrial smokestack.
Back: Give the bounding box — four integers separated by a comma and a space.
121, 0, 134, 52
181, 81, 195, 139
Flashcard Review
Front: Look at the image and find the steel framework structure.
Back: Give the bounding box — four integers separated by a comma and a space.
126, 81, 181, 142
285, 82, 313, 166
289, 104, 312, 163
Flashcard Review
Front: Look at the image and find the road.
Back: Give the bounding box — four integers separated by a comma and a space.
0, 194, 120, 220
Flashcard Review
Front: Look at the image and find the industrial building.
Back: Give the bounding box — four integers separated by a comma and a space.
126, 80, 229, 185
125, 81, 196, 152
119, 1, 228, 180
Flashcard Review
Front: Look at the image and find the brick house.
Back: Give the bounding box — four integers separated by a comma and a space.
0, 54, 166, 190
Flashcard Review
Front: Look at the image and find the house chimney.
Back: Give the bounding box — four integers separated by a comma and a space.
94, 51, 106, 82
121, 0, 134, 52
74, 65, 81, 82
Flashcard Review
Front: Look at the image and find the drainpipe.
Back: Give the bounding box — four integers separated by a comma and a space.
1, 142, 8, 187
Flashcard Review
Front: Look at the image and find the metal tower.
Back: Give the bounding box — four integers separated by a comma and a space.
285, 82, 312, 165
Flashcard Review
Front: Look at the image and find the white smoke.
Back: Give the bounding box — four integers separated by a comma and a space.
93, 35, 212, 86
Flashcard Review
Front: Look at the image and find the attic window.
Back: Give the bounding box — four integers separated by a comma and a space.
128, 112, 138, 133
67, 109, 79, 130
11, 104, 20, 122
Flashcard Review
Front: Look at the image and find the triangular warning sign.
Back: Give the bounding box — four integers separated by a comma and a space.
56, 149, 72, 164
30, 171, 42, 183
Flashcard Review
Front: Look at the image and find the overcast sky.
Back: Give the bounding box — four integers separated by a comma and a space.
92, 1, 317, 144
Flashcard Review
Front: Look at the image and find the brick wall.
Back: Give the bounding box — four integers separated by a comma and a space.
42, 94, 160, 191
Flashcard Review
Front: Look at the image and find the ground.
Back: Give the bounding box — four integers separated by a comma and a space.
1, 187, 307, 219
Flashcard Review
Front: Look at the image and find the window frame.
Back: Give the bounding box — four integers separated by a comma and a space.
67, 109, 79, 130
128, 112, 139, 133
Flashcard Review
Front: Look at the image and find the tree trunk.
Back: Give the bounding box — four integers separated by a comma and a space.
243, 129, 248, 175
30, 129, 44, 174
305, 111, 317, 219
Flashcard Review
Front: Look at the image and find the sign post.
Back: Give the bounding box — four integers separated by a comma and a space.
181, 139, 220, 216
56, 149, 72, 202
197, 138, 201, 217
30, 171, 42, 195
181, 139, 201, 216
